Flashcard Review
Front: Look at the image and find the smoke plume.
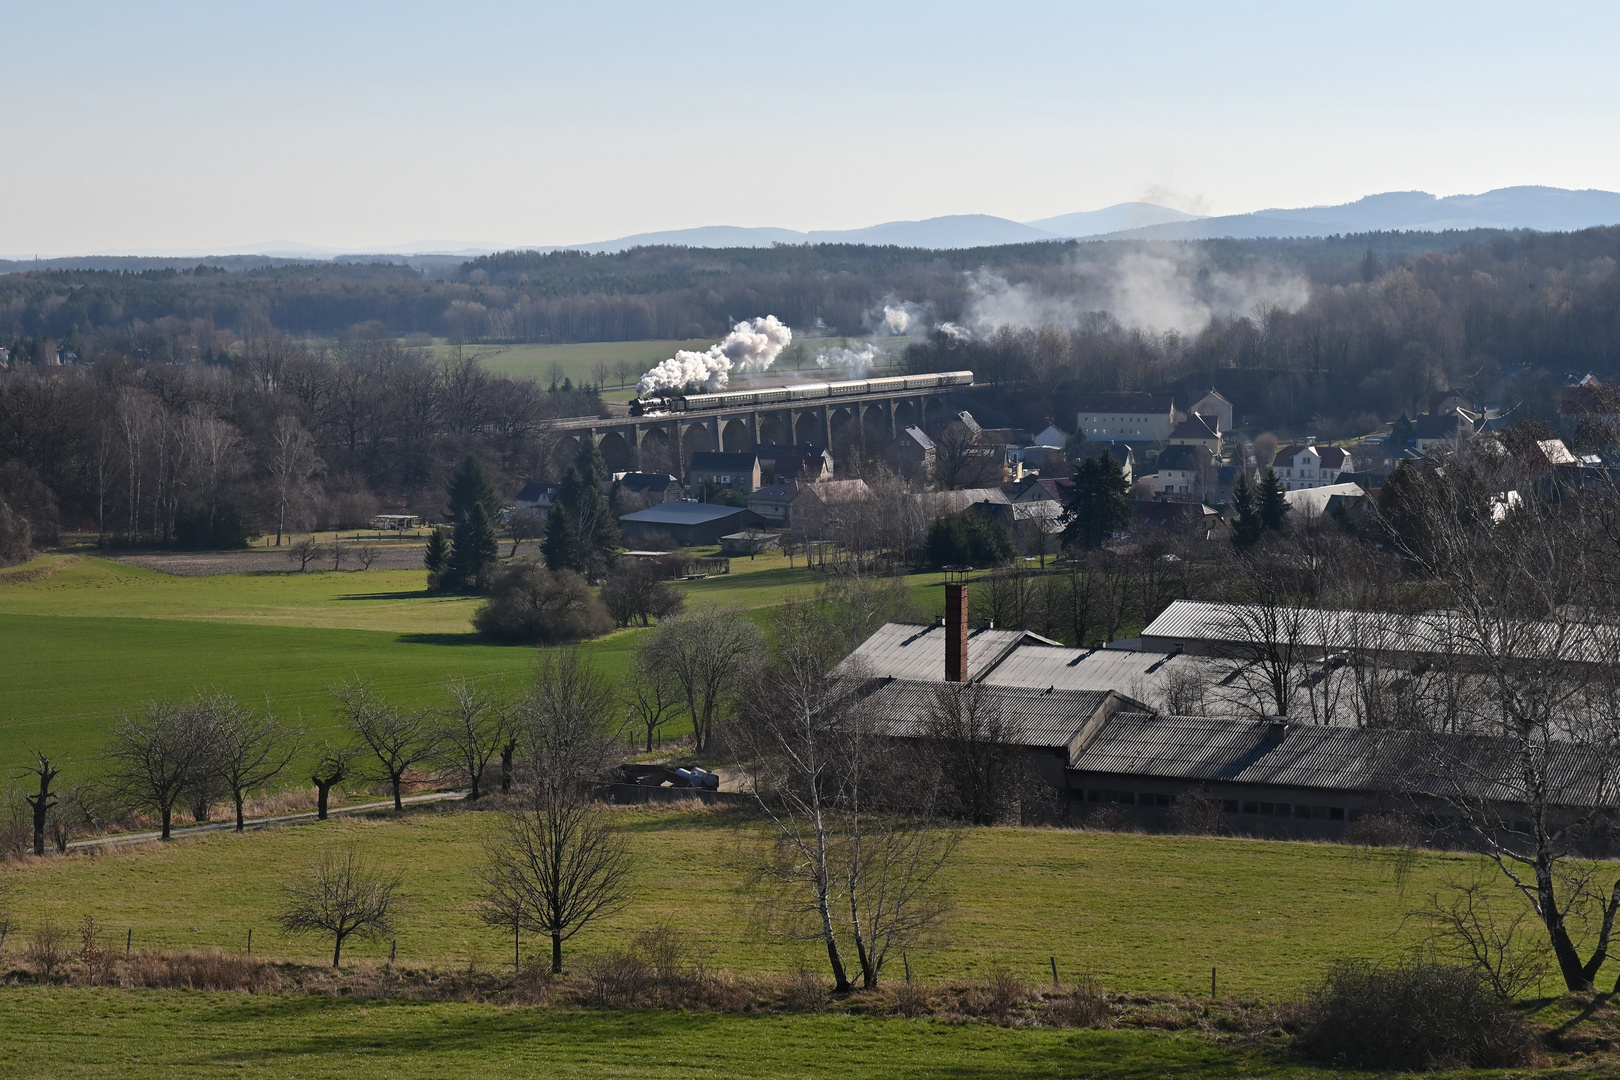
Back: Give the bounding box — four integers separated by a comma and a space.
814, 343, 878, 379
636, 315, 792, 397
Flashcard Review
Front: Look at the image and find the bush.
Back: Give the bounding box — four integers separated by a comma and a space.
1295, 959, 1537, 1070
600, 560, 686, 627
0, 499, 31, 566
1047, 972, 1111, 1028
473, 562, 613, 644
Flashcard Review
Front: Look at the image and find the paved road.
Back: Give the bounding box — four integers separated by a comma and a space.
68, 790, 468, 850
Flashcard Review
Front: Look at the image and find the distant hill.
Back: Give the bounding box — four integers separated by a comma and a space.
1025, 202, 1201, 236
1101, 187, 1620, 240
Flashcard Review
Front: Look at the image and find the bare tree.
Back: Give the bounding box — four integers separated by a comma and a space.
353, 543, 380, 570
20, 751, 58, 856
516, 648, 620, 800
280, 847, 401, 967
622, 645, 682, 752
508, 507, 546, 557
478, 794, 632, 974
202, 695, 301, 831
922, 682, 1028, 825
268, 414, 323, 546
1423, 871, 1551, 1001
436, 678, 507, 801
645, 606, 765, 752
736, 598, 959, 991
287, 536, 325, 571
333, 680, 439, 811
104, 700, 220, 840
310, 743, 358, 821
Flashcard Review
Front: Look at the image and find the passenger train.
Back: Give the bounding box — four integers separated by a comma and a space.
629, 370, 974, 416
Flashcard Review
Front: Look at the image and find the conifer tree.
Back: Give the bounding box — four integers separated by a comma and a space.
449, 503, 500, 591
1229, 473, 1262, 549
1061, 452, 1131, 550
445, 455, 499, 528
424, 528, 451, 588
1257, 467, 1290, 532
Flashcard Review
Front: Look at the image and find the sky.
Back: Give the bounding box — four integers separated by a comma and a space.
2, 0, 1618, 256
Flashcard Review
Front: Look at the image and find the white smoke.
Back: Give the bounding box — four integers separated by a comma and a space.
815, 343, 878, 379
861, 296, 932, 338
636, 315, 793, 397
937, 321, 971, 342
957, 252, 1311, 338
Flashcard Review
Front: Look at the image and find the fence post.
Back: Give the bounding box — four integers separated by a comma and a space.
247, 928, 252, 957
903, 952, 911, 984
1211, 966, 1216, 998
1050, 956, 1059, 990
390, 939, 397, 964
126, 929, 132, 956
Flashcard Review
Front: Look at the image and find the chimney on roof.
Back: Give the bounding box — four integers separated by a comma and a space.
945, 582, 968, 682
1263, 718, 1289, 741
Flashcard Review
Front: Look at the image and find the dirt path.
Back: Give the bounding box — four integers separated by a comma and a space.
68, 789, 467, 849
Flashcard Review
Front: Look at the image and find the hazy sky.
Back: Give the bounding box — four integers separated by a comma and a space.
3, 1, 1618, 255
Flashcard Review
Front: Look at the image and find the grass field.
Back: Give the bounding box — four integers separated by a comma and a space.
0, 549, 913, 770
0, 989, 1342, 1080
0, 807, 1529, 996
428, 339, 717, 397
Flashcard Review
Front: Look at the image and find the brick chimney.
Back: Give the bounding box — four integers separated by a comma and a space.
945, 582, 968, 682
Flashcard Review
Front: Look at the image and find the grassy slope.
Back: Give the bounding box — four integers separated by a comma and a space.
0, 808, 1528, 996
0, 989, 1336, 1080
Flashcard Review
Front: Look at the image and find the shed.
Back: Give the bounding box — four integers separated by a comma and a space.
618, 502, 766, 547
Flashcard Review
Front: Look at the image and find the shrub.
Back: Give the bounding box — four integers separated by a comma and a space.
1167, 787, 1223, 835
1295, 958, 1537, 1070
964, 966, 1030, 1023
1046, 972, 1111, 1027
580, 948, 651, 1006
600, 560, 686, 627
927, 510, 1014, 569
25, 918, 69, 979
472, 562, 613, 644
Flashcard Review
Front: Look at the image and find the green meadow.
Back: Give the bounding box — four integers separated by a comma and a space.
0, 989, 1345, 1080
0, 808, 1493, 996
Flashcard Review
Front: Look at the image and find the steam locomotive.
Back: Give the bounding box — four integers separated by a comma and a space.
629, 370, 974, 416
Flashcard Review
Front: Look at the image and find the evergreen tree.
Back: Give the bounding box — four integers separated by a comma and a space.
1257, 467, 1290, 532
424, 528, 451, 587
542, 444, 620, 576
1061, 453, 1131, 550
445, 455, 499, 528
542, 502, 579, 572
449, 503, 500, 591
1229, 473, 1262, 550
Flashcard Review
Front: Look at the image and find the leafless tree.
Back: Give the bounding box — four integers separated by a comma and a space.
200, 695, 301, 831
333, 680, 439, 811
478, 793, 632, 974
268, 414, 323, 546
645, 606, 766, 752
353, 543, 380, 570
287, 536, 325, 571
922, 681, 1029, 825
436, 678, 508, 801
736, 598, 959, 991
104, 700, 220, 840
280, 847, 401, 967
508, 507, 546, 557
1422, 871, 1552, 1000
20, 751, 58, 856
310, 743, 358, 821
515, 648, 620, 800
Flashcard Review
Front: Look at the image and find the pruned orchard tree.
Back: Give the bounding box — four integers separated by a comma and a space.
21, 751, 59, 857
310, 742, 358, 821
645, 605, 765, 752
1391, 447, 1620, 993
280, 847, 401, 967
104, 700, 220, 840
735, 598, 959, 992
334, 679, 440, 811
200, 695, 301, 831
436, 678, 508, 801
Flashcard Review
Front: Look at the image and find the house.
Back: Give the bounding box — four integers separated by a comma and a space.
1426, 388, 1475, 416
513, 481, 563, 514
790, 479, 873, 539
1150, 444, 1214, 498
746, 482, 800, 528
1412, 411, 1475, 453
1210, 464, 1251, 506
1014, 477, 1070, 505
686, 451, 761, 497
1189, 389, 1235, 433
614, 472, 682, 506
1167, 413, 1222, 455
618, 502, 766, 547
952, 410, 983, 438
886, 426, 936, 474
719, 530, 781, 557
1132, 500, 1224, 539
1283, 482, 1366, 519
1070, 441, 1134, 484
915, 487, 1012, 520
1032, 421, 1067, 448
1074, 392, 1177, 442
754, 443, 833, 484
1272, 445, 1353, 490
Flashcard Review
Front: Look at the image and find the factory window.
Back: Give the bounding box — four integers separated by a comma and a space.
1329, 807, 1345, 821
1222, 799, 1239, 813
1242, 801, 1258, 815
1143, 793, 1169, 807
1272, 803, 1291, 817
1259, 802, 1273, 815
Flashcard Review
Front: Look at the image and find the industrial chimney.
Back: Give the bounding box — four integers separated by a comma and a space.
945, 581, 968, 682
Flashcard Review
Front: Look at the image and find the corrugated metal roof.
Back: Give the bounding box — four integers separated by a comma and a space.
1072, 714, 1611, 805
861, 678, 1114, 749
981, 644, 1227, 696
619, 502, 755, 525
837, 622, 1053, 682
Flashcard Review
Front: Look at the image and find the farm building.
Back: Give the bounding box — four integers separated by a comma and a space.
617, 502, 765, 547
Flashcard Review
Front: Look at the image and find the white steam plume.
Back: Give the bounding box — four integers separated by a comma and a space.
636, 315, 792, 397
815, 343, 878, 379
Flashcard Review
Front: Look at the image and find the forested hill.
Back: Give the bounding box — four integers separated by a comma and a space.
0, 229, 1536, 350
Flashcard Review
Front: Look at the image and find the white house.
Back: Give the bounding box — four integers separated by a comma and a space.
1272, 445, 1353, 491
1150, 444, 1213, 498
1189, 389, 1235, 433
1074, 393, 1176, 442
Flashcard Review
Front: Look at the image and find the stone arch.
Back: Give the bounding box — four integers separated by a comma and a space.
924, 396, 953, 430
721, 417, 753, 452
639, 426, 675, 476
758, 413, 789, 446
794, 410, 824, 446
892, 399, 919, 432
828, 407, 855, 442
549, 434, 580, 477
597, 430, 634, 473
861, 402, 891, 444
682, 421, 714, 464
